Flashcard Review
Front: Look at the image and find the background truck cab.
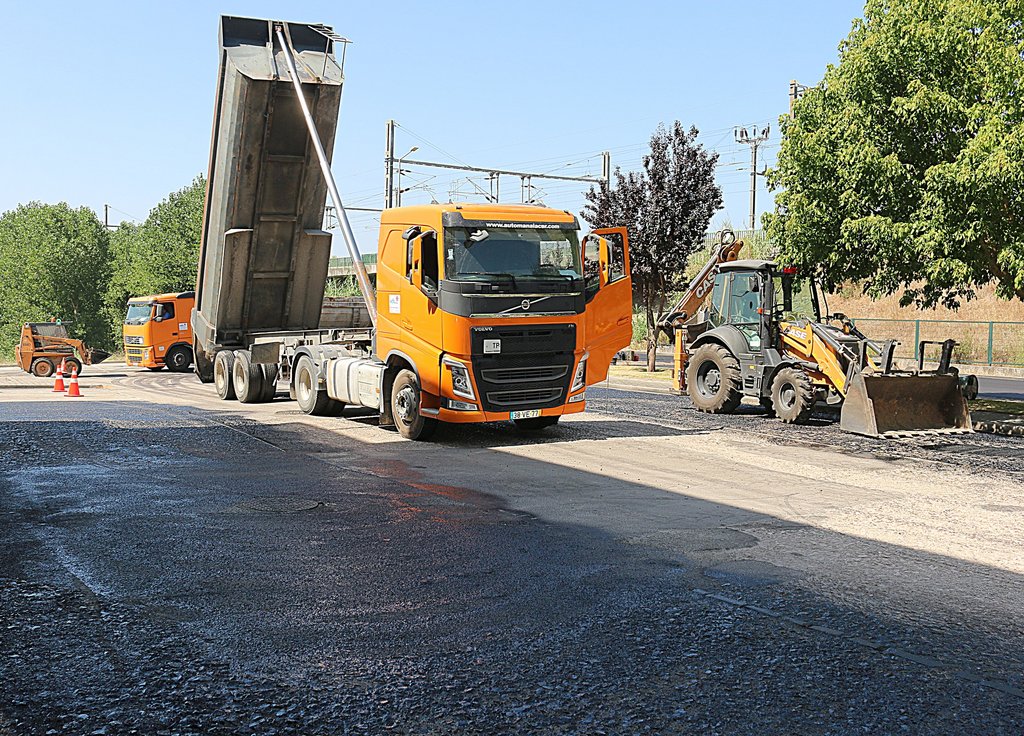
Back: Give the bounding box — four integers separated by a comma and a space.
123, 292, 195, 371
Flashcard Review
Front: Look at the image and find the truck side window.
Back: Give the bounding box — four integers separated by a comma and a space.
607, 232, 626, 282
158, 302, 174, 320
583, 235, 601, 301
421, 232, 438, 291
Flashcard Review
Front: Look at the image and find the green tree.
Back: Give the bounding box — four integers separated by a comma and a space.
766, 0, 1024, 308
0, 203, 110, 357
105, 175, 205, 333
584, 122, 722, 370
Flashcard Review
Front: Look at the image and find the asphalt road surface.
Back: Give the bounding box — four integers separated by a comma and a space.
2, 365, 1023, 734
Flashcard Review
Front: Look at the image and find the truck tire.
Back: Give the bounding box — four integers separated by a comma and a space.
294, 355, 344, 416
30, 358, 55, 378
194, 340, 215, 384
232, 350, 265, 404
513, 416, 560, 431
259, 363, 280, 402
771, 367, 815, 424
166, 345, 193, 372
214, 350, 235, 400
391, 369, 437, 441
686, 343, 742, 414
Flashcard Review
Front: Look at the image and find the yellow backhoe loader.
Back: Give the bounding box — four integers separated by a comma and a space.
662, 251, 973, 438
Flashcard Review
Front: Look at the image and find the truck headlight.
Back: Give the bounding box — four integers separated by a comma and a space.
571, 355, 587, 393
444, 358, 475, 400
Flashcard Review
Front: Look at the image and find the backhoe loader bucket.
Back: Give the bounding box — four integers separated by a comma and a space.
87, 349, 112, 365
840, 372, 972, 438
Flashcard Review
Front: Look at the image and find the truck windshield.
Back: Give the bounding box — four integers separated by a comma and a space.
125, 303, 152, 325
444, 227, 583, 291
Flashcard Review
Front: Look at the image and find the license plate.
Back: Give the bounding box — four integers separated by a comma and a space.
510, 409, 541, 420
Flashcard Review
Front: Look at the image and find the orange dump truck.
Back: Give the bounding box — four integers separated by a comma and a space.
123, 292, 195, 371
191, 16, 634, 440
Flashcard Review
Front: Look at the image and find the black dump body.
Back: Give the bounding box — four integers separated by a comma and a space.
193, 16, 345, 367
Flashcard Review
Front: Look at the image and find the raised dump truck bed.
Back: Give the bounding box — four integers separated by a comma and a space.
193, 16, 346, 381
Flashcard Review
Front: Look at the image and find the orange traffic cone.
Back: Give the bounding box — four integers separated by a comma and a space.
52, 359, 66, 392
65, 366, 83, 398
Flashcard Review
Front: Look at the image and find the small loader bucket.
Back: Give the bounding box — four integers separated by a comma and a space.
87, 349, 112, 365
840, 372, 972, 438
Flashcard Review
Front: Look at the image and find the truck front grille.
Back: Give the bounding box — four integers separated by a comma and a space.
487, 388, 564, 407
125, 335, 144, 346
470, 324, 576, 412
125, 347, 146, 362
481, 365, 568, 384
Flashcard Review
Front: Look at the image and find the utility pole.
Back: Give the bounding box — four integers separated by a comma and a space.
734, 124, 770, 230
104, 204, 110, 230
384, 120, 396, 208
789, 80, 811, 117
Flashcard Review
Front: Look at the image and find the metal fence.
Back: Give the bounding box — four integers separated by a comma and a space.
850, 318, 1024, 367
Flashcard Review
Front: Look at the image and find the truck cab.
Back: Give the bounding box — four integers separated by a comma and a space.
370, 203, 632, 435
123, 292, 195, 371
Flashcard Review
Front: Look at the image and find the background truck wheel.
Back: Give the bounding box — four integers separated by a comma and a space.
214, 350, 235, 400
391, 369, 437, 441
294, 355, 344, 416
259, 363, 280, 402
194, 340, 215, 383
166, 345, 193, 372
30, 358, 55, 378
232, 350, 265, 404
686, 343, 742, 414
513, 416, 560, 432
771, 367, 815, 424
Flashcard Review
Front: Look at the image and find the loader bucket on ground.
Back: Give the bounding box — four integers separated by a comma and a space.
87, 349, 112, 365
839, 372, 972, 438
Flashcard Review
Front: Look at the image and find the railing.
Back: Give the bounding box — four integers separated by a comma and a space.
850, 318, 1024, 367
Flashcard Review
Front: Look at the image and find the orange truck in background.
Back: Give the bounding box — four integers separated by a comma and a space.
123, 292, 195, 371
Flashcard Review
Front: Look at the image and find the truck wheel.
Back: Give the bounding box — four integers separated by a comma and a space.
260, 363, 280, 402
771, 367, 815, 424
391, 369, 437, 441
214, 350, 235, 400
686, 344, 742, 414
232, 350, 265, 404
759, 397, 776, 417
166, 345, 193, 372
31, 358, 55, 378
294, 355, 344, 416
513, 416, 560, 432
194, 340, 215, 384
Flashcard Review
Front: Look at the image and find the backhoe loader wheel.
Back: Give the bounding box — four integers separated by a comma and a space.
759, 397, 776, 417
771, 368, 815, 424
232, 350, 265, 404
30, 358, 55, 378
686, 344, 742, 414
214, 350, 235, 401
294, 355, 344, 416
391, 369, 437, 441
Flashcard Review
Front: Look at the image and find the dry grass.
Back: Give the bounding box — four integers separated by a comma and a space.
827, 283, 1024, 322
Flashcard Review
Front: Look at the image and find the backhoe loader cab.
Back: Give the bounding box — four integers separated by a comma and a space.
679, 260, 972, 438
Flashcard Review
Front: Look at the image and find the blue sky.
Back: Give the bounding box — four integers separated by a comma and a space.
4, 0, 864, 253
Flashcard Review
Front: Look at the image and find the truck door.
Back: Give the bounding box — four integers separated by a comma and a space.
583, 227, 632, 383
403, 229, 444, 397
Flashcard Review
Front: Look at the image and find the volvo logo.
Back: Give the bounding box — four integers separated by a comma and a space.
521, 299, 531, 311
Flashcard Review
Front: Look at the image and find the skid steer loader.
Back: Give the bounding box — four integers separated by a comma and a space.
671, 260, 972, 438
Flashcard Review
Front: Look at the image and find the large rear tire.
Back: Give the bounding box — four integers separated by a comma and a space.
771, 367, 815, 424
62, 357, 82, 376
391, 369, 437, 441
214, 350, 235, 400
686, 343, 742, 414
259, 363, 280, 402
232, 350, 265, 404
294, 355, 344, 416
